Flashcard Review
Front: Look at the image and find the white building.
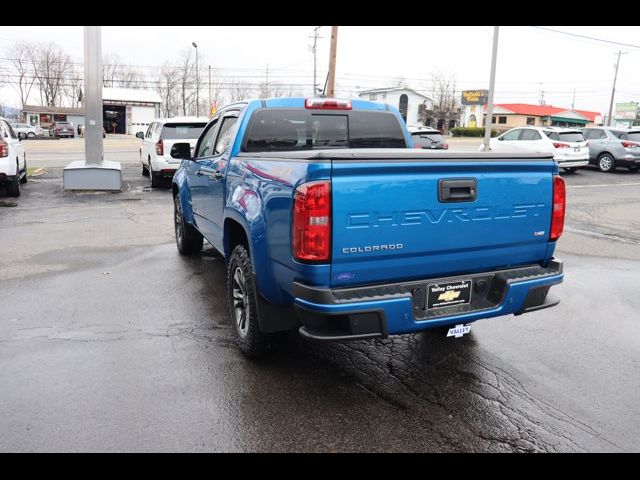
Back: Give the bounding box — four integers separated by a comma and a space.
358, 87, 433, 126
102, 87, 161, 136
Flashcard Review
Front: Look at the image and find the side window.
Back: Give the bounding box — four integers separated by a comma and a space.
4, 121, 17, 139
502, 129, 521, 141
0, 121, 7, 138
213, 117, 239, 155
520, 129, 541, 141
196, 120, 220, 158
582, 129, 592, 140
593, 130, 607, 139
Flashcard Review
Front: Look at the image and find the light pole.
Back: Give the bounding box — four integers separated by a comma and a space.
482, 26, 500, 152
192, 41, 199, 117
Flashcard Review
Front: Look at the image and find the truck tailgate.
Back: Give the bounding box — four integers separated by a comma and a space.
330, 156, 555, 288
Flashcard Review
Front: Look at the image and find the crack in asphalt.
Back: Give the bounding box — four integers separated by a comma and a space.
297, 334, 620, 452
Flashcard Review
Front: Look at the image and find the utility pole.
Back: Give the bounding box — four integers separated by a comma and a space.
208, 65, 212, 109
571, 88, 576, 110
310, 26, 322, 95
608, 50, 627, 127
482, 26, 499, 152
327, 26, 338, 97
192, 42, 199, 116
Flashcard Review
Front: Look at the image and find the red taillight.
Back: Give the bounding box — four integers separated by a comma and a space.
414, 145, 423, 149
156, 139, 164, 155
622, 141, 639, 148
553, 142, 570, 149
0, 140, 7, 157
293, 181, 331, 262
550, 176, 566, 242
305, 98, 352, 110
443, 143, 449, 150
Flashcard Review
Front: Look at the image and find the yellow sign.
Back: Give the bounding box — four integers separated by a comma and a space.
210, 101, 218, 117
438, 290, 461, 302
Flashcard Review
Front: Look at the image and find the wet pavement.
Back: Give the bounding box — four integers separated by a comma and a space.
1, 161, 639, 452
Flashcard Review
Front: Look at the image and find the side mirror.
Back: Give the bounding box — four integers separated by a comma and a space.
170, 142, 192, 160
498, 136, 504, 141
135, 131, 144, 139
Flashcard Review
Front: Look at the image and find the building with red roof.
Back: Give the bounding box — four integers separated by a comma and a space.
461, 102, 603, 131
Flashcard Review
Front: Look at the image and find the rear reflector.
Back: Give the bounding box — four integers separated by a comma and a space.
305, 98, 352, 110
550, 176, 566, 242
293, 181, 331, 262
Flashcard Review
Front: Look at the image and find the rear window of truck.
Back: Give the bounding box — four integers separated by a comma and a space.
243, 109, 406, 152
162, 123, 206, 139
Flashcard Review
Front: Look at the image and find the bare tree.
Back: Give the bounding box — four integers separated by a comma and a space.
31, 42, 73, 107
177, 49, 196, 116
421, 72, 460, 133
228, 77, 252, 103
103, 53, 141, 88
5, 41, 36, 108
64, 65, 83, 108
156, 61, 180, 117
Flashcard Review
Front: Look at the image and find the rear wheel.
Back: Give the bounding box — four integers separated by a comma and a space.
20, 158, 27, 184
27, 132, 35, 138
149, 161, 161, 188
174, 194, 203, 255
6, 162, 20, 197
598, 153, 615, 172
227, 245, 273, 357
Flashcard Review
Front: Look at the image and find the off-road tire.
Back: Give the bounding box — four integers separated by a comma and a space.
174, 194, 203, 255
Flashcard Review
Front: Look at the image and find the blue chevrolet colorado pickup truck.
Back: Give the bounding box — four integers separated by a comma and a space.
171, 97, 566, 357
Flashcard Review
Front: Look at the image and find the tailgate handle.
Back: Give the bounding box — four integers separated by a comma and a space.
439, 178, 477, 203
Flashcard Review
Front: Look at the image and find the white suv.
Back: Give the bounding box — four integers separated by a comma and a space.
0, 117, 27, 197
137, 117, 208, 187
487, 126, 589, 173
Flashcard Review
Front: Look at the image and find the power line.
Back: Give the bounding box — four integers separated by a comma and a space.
529, 26, 640, 50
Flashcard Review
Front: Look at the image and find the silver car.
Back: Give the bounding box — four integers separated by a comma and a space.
581, 127, 640, 173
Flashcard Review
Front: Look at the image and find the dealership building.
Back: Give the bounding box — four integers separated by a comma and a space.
21, 87, 161, 136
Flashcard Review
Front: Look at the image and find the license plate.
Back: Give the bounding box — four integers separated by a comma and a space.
427, 279, 472, 309
574, 148, 580, 152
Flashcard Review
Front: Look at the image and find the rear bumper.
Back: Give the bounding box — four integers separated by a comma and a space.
557, 159, 589, 168
294, 259, 563, 341
616, 153, 640, 166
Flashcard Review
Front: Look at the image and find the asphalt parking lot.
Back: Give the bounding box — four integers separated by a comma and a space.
1, 137, 639, 452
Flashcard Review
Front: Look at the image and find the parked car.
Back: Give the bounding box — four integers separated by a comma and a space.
10, 123, 43, 139
49, 121, 75, 138
170, 97, 565, 357
407, 125, 448, 149
0, 117, 27, 197
487, 127, 589, 173
581, 127, 640, 172
137, 117, 208, 187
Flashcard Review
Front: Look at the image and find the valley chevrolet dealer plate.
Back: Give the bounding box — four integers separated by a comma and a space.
427, 280, 472, 309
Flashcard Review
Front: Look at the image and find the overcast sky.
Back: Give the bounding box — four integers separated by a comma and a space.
1, 25, 639, 115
